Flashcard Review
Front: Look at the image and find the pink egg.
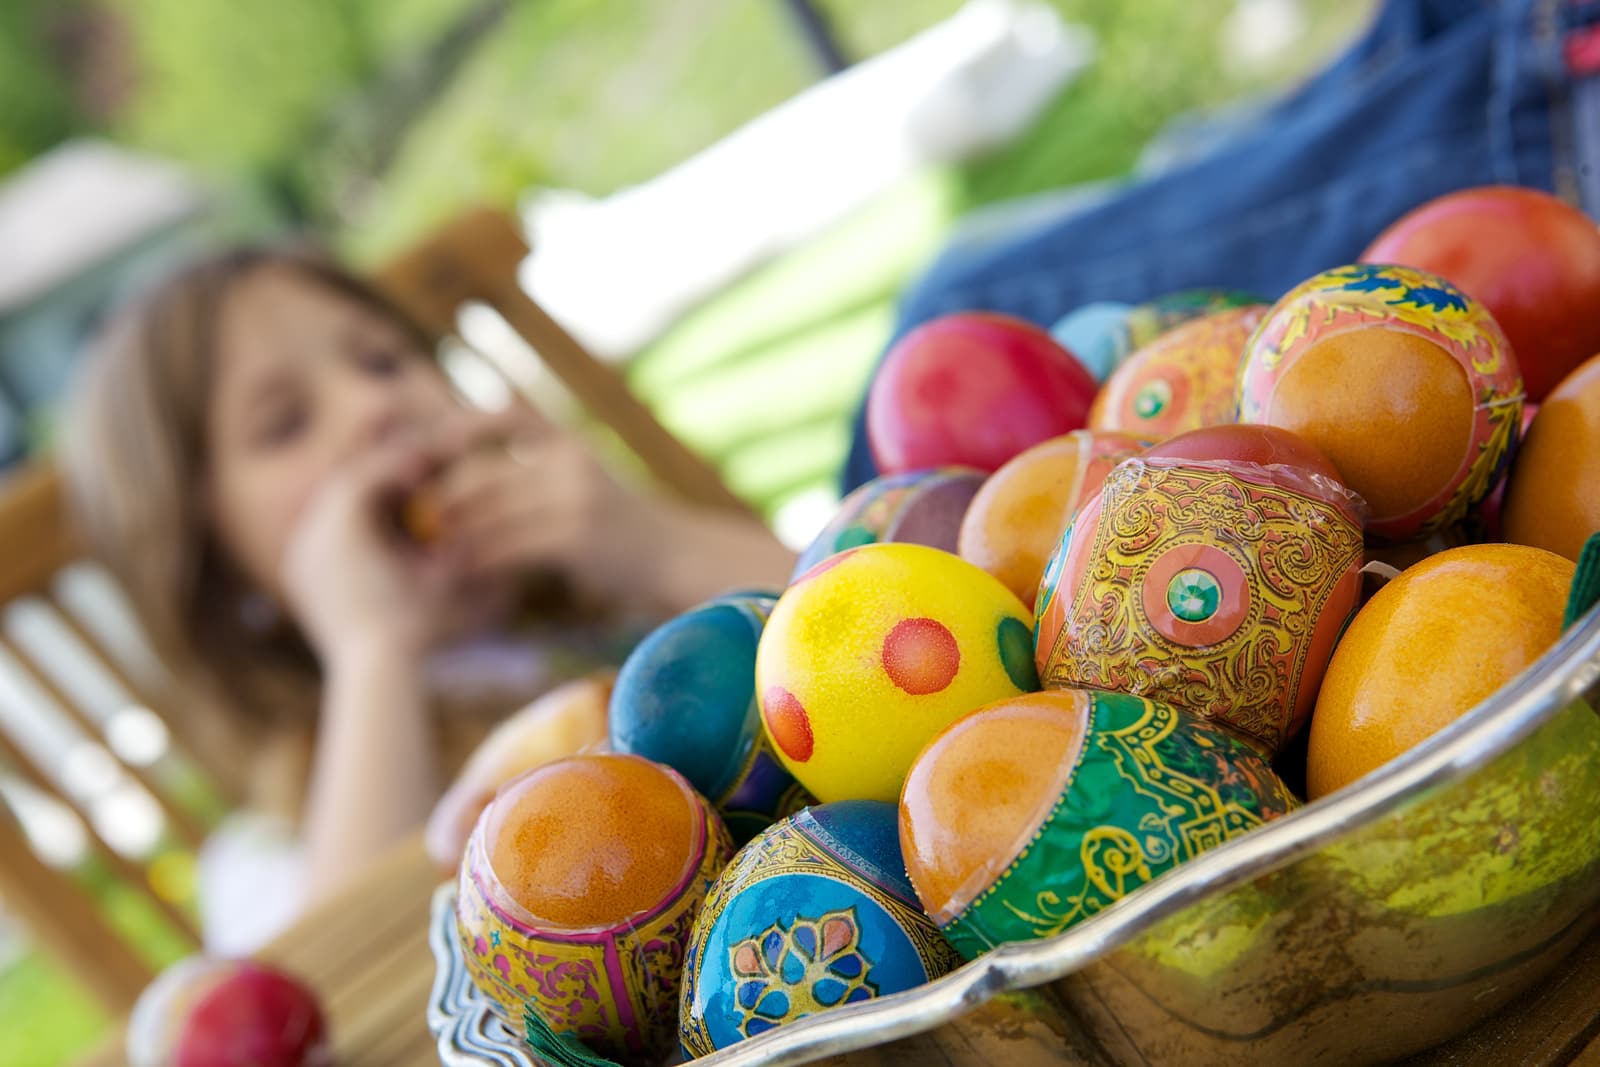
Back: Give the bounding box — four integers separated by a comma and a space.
867, 313, 1098, 475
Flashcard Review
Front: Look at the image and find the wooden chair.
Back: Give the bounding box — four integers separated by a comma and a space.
0, 464, 223, 1013
1, 206, 749, 1019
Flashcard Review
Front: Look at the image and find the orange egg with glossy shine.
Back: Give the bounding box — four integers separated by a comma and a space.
1089, 305, 1265, 438
1305, 544, 1574, 800
455, 753, 733, 1062
957, 430, 1150, 608
1238, 264, 1522, 542
1503, 352, 1600, 562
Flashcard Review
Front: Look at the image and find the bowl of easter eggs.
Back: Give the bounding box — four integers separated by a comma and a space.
428, 185, 1600, 1067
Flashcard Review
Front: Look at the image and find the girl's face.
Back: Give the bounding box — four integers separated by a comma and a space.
204, 266, 459, 600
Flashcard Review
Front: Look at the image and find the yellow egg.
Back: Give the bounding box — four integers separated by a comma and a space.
756, 544, 1038, 803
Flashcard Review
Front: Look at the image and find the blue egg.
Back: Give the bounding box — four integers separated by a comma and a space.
610, 594, 812, 841
679, 801, 960, 1056
1050, 301, 1134, 382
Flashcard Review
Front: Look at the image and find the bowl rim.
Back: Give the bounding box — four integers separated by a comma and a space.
429, 602, 1600, 1067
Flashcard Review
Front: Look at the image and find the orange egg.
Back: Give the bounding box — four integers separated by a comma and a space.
957, 430, 1149, 608
1503, 352, 1600, 562
1305, 544, 1574, 800
1238, 264, 1522, 541
456, 753, 733, 1061
1089, 305, 1265, 438
483, 754, 699, 928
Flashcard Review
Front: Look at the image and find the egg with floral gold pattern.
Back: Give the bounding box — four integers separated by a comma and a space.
1034, 436, 1365, 757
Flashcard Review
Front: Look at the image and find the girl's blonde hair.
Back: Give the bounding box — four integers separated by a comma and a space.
61, 244, 438, 800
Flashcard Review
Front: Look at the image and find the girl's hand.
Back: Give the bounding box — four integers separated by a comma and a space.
432, 407, 649, 604
279, 434, 467, 665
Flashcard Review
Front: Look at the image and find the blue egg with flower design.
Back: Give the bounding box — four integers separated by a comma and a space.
679, 800, 959, 1056
610, 593, 813, 842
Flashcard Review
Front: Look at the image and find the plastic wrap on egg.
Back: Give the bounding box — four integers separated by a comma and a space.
1034, 456, 1365, 757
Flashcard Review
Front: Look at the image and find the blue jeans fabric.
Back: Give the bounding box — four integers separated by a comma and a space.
842, 0, 1600, 492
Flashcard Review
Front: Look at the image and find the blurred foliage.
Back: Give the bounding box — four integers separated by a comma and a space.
0, 0, 1372, 258
0, 1, 88, 176
0, 950, 107, 1067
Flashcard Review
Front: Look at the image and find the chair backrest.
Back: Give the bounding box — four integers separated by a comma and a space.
373, 206, 751, 516
0, 463, 227, 1013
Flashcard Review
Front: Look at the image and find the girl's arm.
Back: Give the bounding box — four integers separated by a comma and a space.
301, 637, 439, 901
279, 437, 463, 902
638, 497, 796, 612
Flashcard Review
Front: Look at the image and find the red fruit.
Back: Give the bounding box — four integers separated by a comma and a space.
1142, 424, 1344, 482
867, 313, 1098, 474
129, 958, 330, 1067
1361, 186, 1600, 401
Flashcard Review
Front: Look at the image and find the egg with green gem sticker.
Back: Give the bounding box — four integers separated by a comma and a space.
1089, 304, 1267, 439
757, 543, 1039, 804
1035, 427, 1366, 757
791, 468, 986, 581
899, 689, 1298, 960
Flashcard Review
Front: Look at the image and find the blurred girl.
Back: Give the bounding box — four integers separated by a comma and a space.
63, 244, 793, 945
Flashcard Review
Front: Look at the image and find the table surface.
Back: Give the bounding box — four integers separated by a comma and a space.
80, 834, 1600, 1067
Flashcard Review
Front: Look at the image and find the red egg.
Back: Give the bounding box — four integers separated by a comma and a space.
1142, 424, 1344, 483
1361, 186, 1600, 401
128, 958, 329, 1067
867, 313, 1098, 474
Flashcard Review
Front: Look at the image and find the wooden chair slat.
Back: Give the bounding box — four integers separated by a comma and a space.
0, 728, 203, 949
373, 207, 752, 516
0, 629, 209, 852
43, 588, 242, 809
0, 804, 153, 1015
0, 466, 76, 604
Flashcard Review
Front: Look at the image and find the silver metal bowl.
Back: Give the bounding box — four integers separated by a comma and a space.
430, 602, 1600, 1066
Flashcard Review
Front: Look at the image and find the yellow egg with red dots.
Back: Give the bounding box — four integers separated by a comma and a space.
756, 543, 1039, 804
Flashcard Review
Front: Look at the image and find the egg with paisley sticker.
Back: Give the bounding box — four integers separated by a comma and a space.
899, 689, 1298, 961
757, 544, 1039, 804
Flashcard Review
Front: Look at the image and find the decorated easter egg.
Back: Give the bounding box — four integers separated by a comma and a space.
455, 754, 734, 1063
610, 595, 813, 841
866, 313, 1098, 474
758, 543, 1038, 804
1504, 353, 1600, 562
1237, 263, 1523, 541
1049, 301, 1134, 381
1362, 186, 1600, 401
957, 430, 1150, 608
900, 690, 1298, 960
1089, 305, 1266, 438
1306, 544, 1575, 799
1124, 288, 1265, 350
1034, 446, 1364, 756
679, 801, 959, 1055
792, 468, 986, 580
